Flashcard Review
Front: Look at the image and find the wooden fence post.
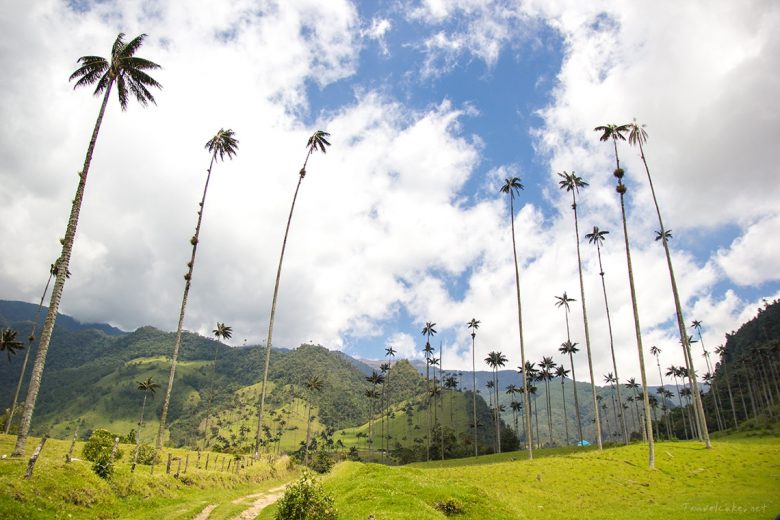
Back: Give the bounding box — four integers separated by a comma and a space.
24, 436, 48, 480
205, 453, 210, 470
166, 453, 172, 474
65, 421, 80, 463
109, 437, 120, 464
184, 453, 189, 473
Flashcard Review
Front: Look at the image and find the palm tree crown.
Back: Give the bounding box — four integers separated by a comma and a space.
585, 226, 609, 247
594, 124, 630, 144
1, 328, 24, 361
206, 129, 239, 162
137, 377, 161, 395
212, 322, 233, 342
69, 33, 162, 110
555, 292, 576, 312
500, 177, 524, 200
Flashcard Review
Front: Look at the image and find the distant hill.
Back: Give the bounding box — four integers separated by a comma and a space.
0, 299, 126, 336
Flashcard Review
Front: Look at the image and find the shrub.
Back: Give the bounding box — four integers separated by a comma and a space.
82, 429, 123, 462
92, 453, 114, 479
434, 497, 465, 516
309, 450, 335, 474
135, 443, 160, 465
276, 471, 337, 520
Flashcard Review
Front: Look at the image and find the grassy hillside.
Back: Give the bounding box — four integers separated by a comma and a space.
260, 437, 780, 519
0, 433, 296, 520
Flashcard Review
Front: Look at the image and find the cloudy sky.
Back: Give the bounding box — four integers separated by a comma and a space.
1, 0, 778, 386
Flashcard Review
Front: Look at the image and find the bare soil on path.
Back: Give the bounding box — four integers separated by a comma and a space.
193, 484, 287, 520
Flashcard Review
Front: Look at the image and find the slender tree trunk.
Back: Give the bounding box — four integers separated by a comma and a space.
133, 392, 149, 472
571, 191, 602, 449
724, 364, 739, 427
304, 401, 312, 465
616, 176, 655, 468
13, 81, 115, 457
595, 242, 628, 444
6, 272, 54, 435
508, 196, 533, 459
471, 334, 478, 457
545, 377, 553, 446
157, 153, 217, 449
256, 165, 308, 455
568, 350, 583, 444
673, 377, 688, 439
561, 380, 569, 445
65, 420, 80, 463
636, 138, 710, 448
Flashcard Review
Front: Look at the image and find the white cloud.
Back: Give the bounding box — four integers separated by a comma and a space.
715, 215, 780, 286
1, 0, 777, 395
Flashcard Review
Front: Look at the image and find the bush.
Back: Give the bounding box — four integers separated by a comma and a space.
92, 453, 114, 479
135, 443, 160, 465
434, 497, 465, 516
309, 450, 335, 474
82, 429, 123, 462
276, 471, 337, 520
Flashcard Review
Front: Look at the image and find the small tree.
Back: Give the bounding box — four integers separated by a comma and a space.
276, 470, 337, 520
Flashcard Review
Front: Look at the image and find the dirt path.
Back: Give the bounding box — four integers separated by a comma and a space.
193, 484, 287, 520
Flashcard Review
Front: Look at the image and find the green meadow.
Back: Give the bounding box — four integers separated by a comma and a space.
259, 437, 780, 520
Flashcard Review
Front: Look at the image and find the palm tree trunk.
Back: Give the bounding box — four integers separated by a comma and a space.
5, 272, 54, 435
571, 191, 602, 450
561, 380, 569, 445
636, 138, 710, 448
724, 365, 738, 427
545, 378, 553, 446
132, 392, 149, 472
304, 401, 313, 464
595, 243, 628, 444
157, 153, 217, 449
673, 377, 688, 439
13, 80, 114, 457
617, 181, 655, 468
256, 167, 307, 454
568, 350, 583, 444
471, 335, 478, 457
509, 196, 533, 459
495, 369, 501, 453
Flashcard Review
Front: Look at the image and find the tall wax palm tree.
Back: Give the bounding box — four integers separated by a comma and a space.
692, 320, 724, 430
666, 365, 689, 439
558, 171, 603, 449
5, 264, 61, 435
383, 346, 396, 453
303, 374, 324, 464
201, 322, 233, 445
715, 344, 739, 427
467, 318, 480, 457
556, 290, 584, 445
558, 340, 584, 444
256, 131, 331, 454
555, 364, 571, 444
603, 372, 620, 441
500, 177, 533, 459
422, 322, 437, 459
539, 356, 557, 446
365, 370, 384, 455
132, 377, 160, 472
13, 34, 162, 456
626, 120, 710, 448
485, 351, 507, 453
585, 225, 628, 444
597, 123, 654, 468
156, 128, 238, 449
625, 377, 645, 440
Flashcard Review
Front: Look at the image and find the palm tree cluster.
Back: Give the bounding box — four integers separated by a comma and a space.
7, 33, 753, 472
8, 33, 332, 458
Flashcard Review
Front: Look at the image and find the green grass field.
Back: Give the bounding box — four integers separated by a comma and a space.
0, 433, 296, 519
260, 437, 780, 519
2, 431, 778, 519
